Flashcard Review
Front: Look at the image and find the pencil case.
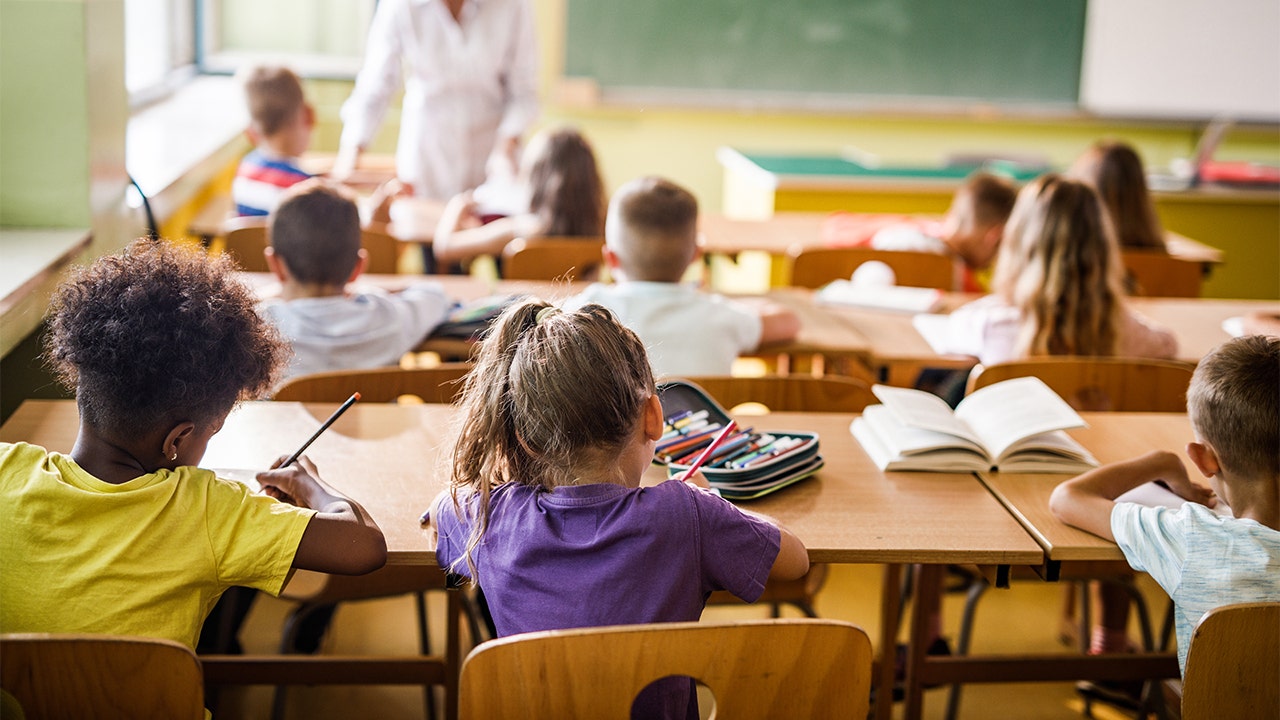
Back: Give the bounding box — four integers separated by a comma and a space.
655, 379, 822, 501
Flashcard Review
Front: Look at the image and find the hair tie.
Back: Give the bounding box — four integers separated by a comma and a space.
535, 306, 560, 325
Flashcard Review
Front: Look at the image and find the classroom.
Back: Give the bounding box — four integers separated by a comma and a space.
2, 0, 1278, 718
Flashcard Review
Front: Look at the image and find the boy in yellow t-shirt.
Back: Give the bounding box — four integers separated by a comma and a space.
0, 240, 386, 650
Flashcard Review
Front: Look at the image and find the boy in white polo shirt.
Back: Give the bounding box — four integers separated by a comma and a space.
562, 176, 798, 378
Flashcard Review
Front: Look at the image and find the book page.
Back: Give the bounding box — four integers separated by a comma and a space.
954, 377, 1085, 459
850, 415, 989, 472
910, 313, 952, 354
1116, 481, 1232, 517
862, 405, 987, 457
872, 384, 982, 445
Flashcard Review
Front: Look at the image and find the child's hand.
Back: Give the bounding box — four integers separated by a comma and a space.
678, 469, 712, 489
366, 178, 414, 225
257, 455, 324, 508
1146, 450, 1217, 507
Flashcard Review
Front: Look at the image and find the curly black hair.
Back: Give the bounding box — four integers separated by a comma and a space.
44, 239, 290, 434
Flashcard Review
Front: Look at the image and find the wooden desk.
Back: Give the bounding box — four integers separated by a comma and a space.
948, 414, 1196, 714
701, 211, 1223, 267
718, 148, 1278, 299
827, 293, 1280, 383
1, 400, 1042, 720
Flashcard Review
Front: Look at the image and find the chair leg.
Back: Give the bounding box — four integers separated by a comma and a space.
415, 591, 437, 720
943, 576, 988, 720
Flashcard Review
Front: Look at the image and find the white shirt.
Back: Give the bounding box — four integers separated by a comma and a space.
1112, 501, 1280, 673
260, 283, 452, 380
941, 294, 1178, 365
340, 0, 539, 200
561, 282, 763, 379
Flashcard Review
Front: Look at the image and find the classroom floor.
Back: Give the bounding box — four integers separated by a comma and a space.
210, 563, 1171, 720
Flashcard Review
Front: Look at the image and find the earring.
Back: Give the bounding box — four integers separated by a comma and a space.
170, 452, 178, 461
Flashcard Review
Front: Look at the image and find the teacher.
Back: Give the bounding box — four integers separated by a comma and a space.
334, 0, 539, 201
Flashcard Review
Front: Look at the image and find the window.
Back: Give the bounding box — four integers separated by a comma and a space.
198, 0, 376, 78
125, 0, 197, 105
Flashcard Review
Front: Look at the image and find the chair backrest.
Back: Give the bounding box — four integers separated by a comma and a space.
787, 246, 954, 290
221, 216, 270, 272
360, 225, 402, 275
0, 633, 205, 719
224, 217, 402, 275
1122, 250, 1203, 297
1181, 602, 1280, 720
272, 364, 474, 403
680, 375, 876, 414
501, 236, 605, 281
459, 619, 872, 720
965, 357, 1197, 412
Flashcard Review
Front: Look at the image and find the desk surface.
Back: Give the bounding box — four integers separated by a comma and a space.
978, 412, 1196, 562
0, 400, 1043, 568
700, 211, 1224, 265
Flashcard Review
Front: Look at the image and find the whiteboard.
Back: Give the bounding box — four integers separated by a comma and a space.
1081, 0, 1280, 122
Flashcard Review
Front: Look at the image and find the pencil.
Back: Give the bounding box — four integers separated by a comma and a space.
676, 419, 737, 482
283, 392, 361, 467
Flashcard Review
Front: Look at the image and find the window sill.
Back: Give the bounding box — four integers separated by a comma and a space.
0, 228, 91, 357
127, 75, 250, 224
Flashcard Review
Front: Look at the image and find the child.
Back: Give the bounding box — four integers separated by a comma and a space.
1049, 335, 1280, 674
233, 65, 315, 217
0, 239, 387, 651
561, 176, 800, 377
432, 126, 605, 271
868, 171, 1018, 292
942, 174, 1177, 366
1068, 140, 1167, 252
426, 299, 808, 719
932, 175, 1177, 679
260, 179, 452, 381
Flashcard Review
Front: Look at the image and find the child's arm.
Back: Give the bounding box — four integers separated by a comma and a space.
682, 470, 809, 580
1048, 450, 1215, 542
757, 302, 801, 346
257, 456, 388, 575
432, 193, 541, 265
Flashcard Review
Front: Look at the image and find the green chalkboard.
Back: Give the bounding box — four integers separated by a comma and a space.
565, 0, 1086, 107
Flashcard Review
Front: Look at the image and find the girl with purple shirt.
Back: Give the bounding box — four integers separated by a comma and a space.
425, 300, 809, 719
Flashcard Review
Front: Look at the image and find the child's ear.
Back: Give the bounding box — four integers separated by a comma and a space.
348, 249, 368, 283
643, 394, 664, 442
1187, 441, 1222, 479
264, 247, 290, 282
161, 422, 196, 464
603, 245, 622, 270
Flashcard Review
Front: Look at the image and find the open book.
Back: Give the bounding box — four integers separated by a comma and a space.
851, 377, 1099, 473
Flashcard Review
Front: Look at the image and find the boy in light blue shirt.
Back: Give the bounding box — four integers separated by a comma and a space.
1050, 335, 1280, 674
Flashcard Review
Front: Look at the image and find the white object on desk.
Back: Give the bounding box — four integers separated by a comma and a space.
910, 313, 952, 354
1221, 316, 1246, 338
817, 279, 943, 314
1116, 480, 1232, 517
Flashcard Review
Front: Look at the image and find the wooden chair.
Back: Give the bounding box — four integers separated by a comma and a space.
458, 619, 872, 720
222, 217, 402, 276
948, 355, 1197, 720
221, 215, 271, 272
679, 374, 876, 416
965, 356, 1197, 412
268, 363, 476, 719
1181, 602, 1280, 720
500, 236, 605, 281
787, 246, 954, 289
273, 363, 474, 403
360, 225, 403, 275
1, 633, 205, 719
1122, 250, 1203, 298
679, 375, 874, 618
